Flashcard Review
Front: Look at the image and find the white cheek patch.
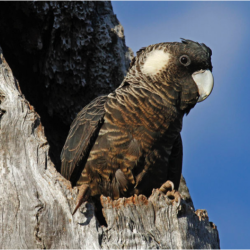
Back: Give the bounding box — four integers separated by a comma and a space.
141, 50, 170, 75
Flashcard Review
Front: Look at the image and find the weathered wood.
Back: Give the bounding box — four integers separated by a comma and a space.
101, 190, 219, 249
0, 50, 100, 249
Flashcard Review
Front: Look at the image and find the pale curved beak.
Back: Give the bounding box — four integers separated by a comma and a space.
192, 69, 214, 102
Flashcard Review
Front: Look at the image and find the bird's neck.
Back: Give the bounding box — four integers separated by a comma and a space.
110, 82, 184, 136
120, 70, 182, 109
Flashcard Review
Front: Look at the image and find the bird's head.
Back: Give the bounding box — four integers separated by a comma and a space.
124, 39, 214, 113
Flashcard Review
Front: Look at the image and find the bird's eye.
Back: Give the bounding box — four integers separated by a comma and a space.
179, 55, 191, 66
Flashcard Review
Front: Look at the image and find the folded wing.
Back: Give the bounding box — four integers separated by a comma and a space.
60, 95, 107, 183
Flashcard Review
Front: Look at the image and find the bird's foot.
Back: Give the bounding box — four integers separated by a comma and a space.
159, 180, 181, 204
159, 180, 174, 194
72, 184, 91, 215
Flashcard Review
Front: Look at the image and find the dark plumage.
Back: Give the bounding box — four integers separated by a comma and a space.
61, 39, 213, 215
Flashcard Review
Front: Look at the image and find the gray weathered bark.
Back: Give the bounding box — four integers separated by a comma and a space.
0, 1, 220, 249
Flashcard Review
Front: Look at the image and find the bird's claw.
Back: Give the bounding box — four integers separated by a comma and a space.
159, 180, 181, 204
72, 184, 91, 215
159, 180, 174, 194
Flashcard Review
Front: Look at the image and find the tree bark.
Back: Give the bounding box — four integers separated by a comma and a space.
0, 1, 133, 170
0, 2, 220, 249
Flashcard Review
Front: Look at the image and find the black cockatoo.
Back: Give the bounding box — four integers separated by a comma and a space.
61, 39, 214, 216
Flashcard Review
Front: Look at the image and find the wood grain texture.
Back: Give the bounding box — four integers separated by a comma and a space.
0, 48, 219, 248
101, 189, 220, 249
0, 48, 101, 249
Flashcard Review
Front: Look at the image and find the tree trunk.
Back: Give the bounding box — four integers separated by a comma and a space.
0, 2, 220, 249
0, 1, 133, 170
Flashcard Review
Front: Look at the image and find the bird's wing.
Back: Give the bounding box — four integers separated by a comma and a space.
167, 134, 183, 190
60, 95, 107, 182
